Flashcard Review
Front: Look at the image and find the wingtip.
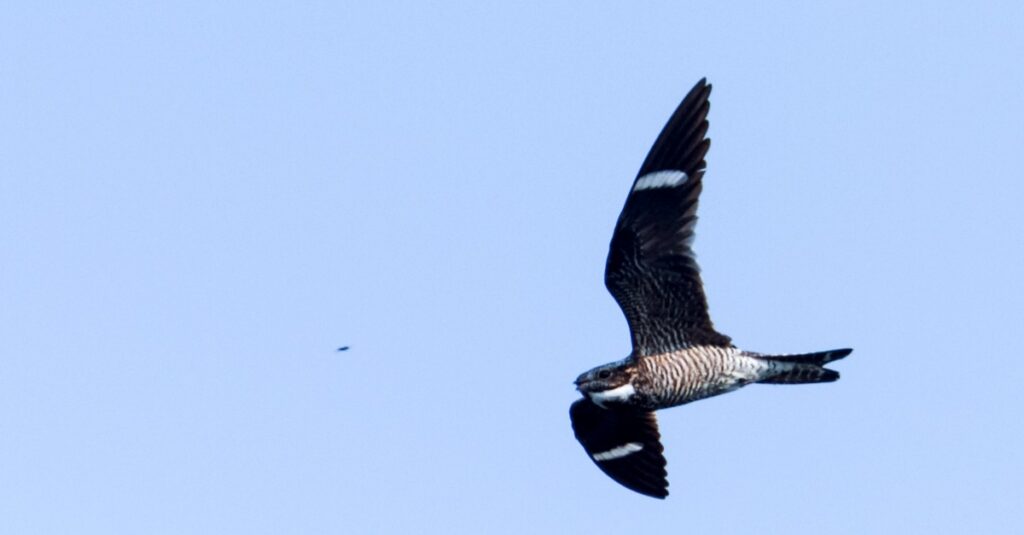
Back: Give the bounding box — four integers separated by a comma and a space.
697, 77, 711, 94
646, 485, 669, 499
636, 481, 669, 499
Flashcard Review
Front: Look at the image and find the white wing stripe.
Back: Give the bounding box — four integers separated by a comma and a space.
592, 442, 644, 461
633, 170, 688, 191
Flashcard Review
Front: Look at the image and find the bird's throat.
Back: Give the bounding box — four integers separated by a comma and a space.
589, 383, 636, 408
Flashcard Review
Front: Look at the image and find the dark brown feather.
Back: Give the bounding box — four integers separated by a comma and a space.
605, 79, 731, 355
569, 399, 668, 499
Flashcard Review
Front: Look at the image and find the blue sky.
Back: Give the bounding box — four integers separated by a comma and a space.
3, 2, 1023, 533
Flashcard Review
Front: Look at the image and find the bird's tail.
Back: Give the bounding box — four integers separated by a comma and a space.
755, 348, 852, 384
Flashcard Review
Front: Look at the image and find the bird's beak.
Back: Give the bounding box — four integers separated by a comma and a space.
574, 373, 590, 389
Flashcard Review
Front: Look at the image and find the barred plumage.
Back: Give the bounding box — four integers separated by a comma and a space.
636, 346, 767, 407
568, 78, 852, 499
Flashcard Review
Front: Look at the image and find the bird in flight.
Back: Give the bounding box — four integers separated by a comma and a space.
569, 78, 851, 499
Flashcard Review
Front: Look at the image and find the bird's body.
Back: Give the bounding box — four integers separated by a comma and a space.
569, 78, 851, 499
583, 346, 850, 411
629, 346, 769, 408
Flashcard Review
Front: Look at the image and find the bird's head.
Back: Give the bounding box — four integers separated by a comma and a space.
575, 359, 637, 406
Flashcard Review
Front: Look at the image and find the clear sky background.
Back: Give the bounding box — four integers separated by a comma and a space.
3, 2, 1023, 534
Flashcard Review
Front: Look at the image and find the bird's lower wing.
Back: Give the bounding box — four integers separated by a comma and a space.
569, 399, 668, 498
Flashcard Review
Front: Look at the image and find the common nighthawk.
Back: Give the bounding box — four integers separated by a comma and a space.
569, 78, 851, 499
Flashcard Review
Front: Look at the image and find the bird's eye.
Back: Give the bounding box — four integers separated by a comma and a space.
598, 370, 612, 379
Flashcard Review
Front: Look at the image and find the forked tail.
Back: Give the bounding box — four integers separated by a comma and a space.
755, 348, 852, 384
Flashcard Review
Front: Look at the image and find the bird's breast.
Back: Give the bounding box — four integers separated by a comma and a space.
636, 346, 757, 408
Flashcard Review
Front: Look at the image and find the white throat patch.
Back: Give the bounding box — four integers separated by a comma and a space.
633, 170, 688, 191
589, 383, 636, 408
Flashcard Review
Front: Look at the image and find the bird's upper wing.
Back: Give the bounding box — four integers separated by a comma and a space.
569, 399, 668, 499
605, 78, 731, 356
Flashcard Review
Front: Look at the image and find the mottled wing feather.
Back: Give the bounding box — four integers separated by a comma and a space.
605, 78, 731, 355
569, 399, 668, 499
